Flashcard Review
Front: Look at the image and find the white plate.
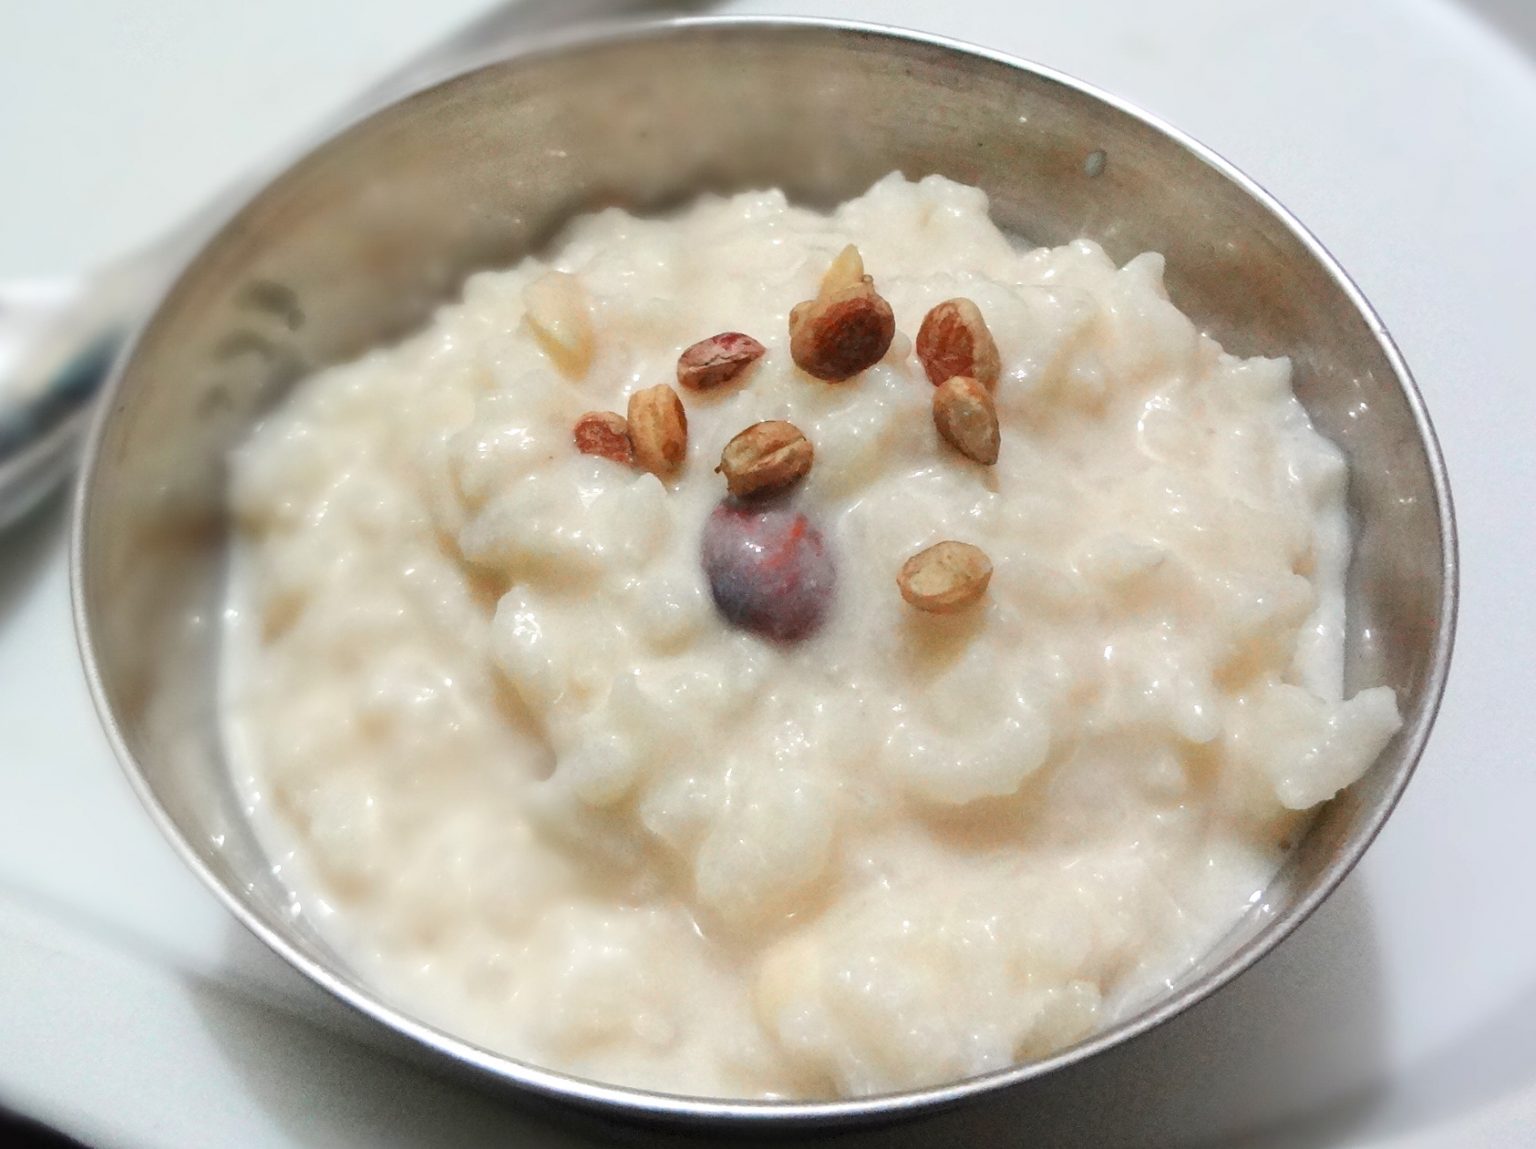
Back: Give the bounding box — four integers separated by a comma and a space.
1, 0, 1533, 1144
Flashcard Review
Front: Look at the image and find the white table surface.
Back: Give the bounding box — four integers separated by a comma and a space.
2, 1, 1534, 1145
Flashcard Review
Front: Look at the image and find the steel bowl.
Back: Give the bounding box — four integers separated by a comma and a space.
71, 16, 1456, 1129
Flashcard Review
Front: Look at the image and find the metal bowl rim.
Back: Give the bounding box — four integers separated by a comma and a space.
69, 12, 1459, 1127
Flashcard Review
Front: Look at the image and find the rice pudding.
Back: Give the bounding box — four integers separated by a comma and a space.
223, 174, 1401, 1099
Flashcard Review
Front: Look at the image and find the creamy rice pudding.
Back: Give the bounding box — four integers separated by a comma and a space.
223, 174, 1401, 1098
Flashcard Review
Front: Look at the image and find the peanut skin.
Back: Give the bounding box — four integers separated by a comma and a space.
789, 246, 896, 381
916, 298, 1001, 389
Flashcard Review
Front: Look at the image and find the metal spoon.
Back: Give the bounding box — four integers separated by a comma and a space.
0, 0, 705, 531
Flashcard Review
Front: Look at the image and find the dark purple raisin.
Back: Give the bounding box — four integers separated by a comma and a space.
700, 501, 836, 642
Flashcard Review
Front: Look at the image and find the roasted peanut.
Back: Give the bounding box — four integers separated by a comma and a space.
716, 421, 813, 498
898, 541, 993, 614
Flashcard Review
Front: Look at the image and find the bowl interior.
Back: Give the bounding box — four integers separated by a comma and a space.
75, 19, 1452, 1119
